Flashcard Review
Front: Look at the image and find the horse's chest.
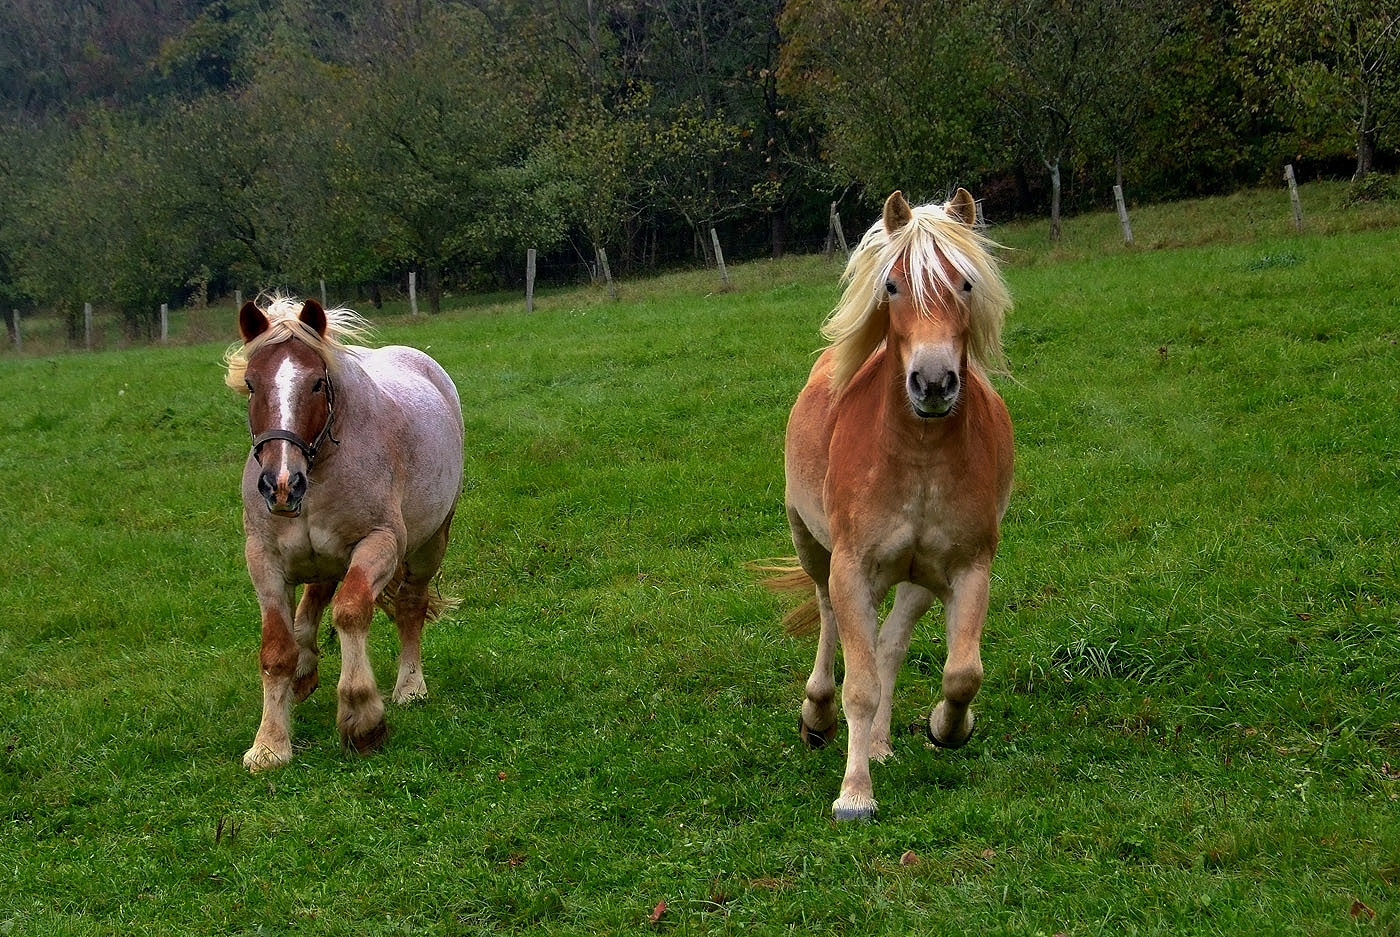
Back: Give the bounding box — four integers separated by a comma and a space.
275, 524, 351, 581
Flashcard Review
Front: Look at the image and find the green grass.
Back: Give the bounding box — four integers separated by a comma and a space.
2, 182, 1399, 935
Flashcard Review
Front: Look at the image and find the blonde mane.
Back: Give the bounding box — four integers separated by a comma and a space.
223, 294, 374, 394
822, 197, 1012, 395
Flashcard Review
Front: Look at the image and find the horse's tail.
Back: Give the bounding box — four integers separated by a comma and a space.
749, 559, 822, 637
375, 567, 461, 624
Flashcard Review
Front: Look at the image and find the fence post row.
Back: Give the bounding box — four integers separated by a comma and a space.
11, 310, 19, 352
525, 249, 536, 313
408, 271, 419, 316
160, 303, 169, 343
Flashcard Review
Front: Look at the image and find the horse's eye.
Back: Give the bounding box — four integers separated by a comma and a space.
961, 280, 973, 293
312, 378, 325, 394
885, 280, 897, 296
245, 379, 254, 394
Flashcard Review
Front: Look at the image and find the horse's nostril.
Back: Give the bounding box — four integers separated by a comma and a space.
289, 473, 307, 501
940, 370, 959, 396
258, 470, 276, 501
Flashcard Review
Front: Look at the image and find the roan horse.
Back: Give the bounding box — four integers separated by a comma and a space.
224, 296, 464, 771
765, 190, 1013, 821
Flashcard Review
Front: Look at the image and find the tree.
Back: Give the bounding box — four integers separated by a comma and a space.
1239, 0, 1400, 180
993, 0, 1172, 240
778, 0, 1006, 205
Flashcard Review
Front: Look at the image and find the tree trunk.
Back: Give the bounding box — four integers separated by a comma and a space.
1047, 158, 1062, 242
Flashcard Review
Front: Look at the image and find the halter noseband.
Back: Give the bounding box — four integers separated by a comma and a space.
248, 368, 339, 470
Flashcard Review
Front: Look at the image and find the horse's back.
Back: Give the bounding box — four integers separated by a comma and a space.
355, 345, 465, 536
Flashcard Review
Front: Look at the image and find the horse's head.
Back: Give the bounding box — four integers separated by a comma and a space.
237, 299, 336, 517
822, 189, 1010, 412
882, 189, 976, 419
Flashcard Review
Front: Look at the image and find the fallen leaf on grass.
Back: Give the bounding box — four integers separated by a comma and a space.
1381, 762, 1400, 780
649, 900, 667, 924
982, 848, 997, 860
1350, 899, 1375, 920
899, 850, 920, 867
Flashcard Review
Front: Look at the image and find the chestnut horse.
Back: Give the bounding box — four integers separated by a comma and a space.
767, 190, 1013, 821
225, 296, 464, 771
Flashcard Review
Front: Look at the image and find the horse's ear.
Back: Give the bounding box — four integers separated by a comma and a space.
239, 301, 269, 343
948, 188, 977, 226
883, 191, 913, 234
299, 299, 328, 338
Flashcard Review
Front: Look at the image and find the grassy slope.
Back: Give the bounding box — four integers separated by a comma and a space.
1, 182, 1398, 935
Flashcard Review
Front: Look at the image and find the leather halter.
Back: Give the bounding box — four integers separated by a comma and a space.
248, 368, 339, 470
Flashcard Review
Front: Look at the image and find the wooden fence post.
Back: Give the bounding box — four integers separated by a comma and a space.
831, 210, 849, 256
160, 303, 169, 343
526, 249, 536, 313
235, 290, 243, 311
1284, 164, 1304, 231
710, 228, 732, 291
1113, 184, 1134, 245
84, 302, 93, 351
409, 271, 419, 316
596, 246, 617, 300
11, 310, 20, 353
319, 279, 327, 308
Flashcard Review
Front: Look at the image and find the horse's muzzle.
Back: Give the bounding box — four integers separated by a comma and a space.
259, 467, 307, 516
907, 365, 960, 418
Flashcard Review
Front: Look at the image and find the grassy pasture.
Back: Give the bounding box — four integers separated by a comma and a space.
1, 183, 1399, 935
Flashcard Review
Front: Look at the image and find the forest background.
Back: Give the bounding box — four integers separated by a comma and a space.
0, 0, 1397, 340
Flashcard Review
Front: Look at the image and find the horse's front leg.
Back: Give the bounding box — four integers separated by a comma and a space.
244, 574, 298, 772
928, 561, 990, 748
333, 530, 402, 754
293, 582, 336, 702
827, 552, 882, 821
871, 582, 935, 762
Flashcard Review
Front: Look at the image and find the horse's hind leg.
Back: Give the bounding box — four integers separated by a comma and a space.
333, 531, 401, 754
293, 582, 336, 702
929, 562, 990, 749
871, 582, 935, 762
789, 509, 838, 746
391, 510, 455, 704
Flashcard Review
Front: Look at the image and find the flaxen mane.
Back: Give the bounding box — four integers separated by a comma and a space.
822, 198, 1012, 395
223, 294, 373, 394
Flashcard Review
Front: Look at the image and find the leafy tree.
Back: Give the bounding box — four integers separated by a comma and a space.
993, 0, 1172, 240
778, 0, 1005, 206
1239, 0, 1400, 179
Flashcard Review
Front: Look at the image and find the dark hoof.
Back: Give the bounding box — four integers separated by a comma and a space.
344, 719, 389, 755
293, 671, 319, 703
799, 716, 838, 749
926, 713, 976, 750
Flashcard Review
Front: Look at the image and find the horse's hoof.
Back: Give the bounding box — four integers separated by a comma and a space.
243, 744, 291, 773
799, 716, 838, 749
344, 719, 389, 755
927, 709, 976, 749
831, 794, 877, 822
293, 671, 319, 703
